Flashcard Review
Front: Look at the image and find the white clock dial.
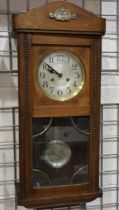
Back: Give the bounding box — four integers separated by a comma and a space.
37, 51, 85, 101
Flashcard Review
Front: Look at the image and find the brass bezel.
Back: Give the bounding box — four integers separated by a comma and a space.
37, 50, 85, 101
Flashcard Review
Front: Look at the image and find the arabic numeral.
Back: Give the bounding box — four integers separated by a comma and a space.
43, 81, 48, 88
50, 87, 54, 93
72, 64, 78, 70
40, 72, 45, 78
67, 87, 71, 93
57, 90, 63, 96
57, 55, 64, 62
42, 63, 47, 70
73, 81, 78, 87
49, 56, 54, 63
67, 57, 70, 63
75, 72, 80, 78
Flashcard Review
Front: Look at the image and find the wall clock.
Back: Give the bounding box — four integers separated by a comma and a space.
12, 1, 105, 209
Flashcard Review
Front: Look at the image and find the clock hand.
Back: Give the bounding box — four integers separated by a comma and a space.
44, 62, 62, 78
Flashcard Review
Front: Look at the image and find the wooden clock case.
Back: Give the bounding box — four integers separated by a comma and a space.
12, 1, 105, 209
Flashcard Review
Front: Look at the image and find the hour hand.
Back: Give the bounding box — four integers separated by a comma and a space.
43, 62, 62, 78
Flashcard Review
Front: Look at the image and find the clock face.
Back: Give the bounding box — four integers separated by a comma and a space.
37, 51, 85, 101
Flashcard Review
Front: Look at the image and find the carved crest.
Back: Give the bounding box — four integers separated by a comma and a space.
49, 7, 77, 22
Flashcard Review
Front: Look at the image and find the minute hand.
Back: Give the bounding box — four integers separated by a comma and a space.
44, 63, 62, 78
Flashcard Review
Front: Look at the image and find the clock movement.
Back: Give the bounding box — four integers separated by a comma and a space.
12, 1, 105, 209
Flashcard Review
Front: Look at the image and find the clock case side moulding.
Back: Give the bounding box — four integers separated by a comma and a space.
12, 1, 106, 208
